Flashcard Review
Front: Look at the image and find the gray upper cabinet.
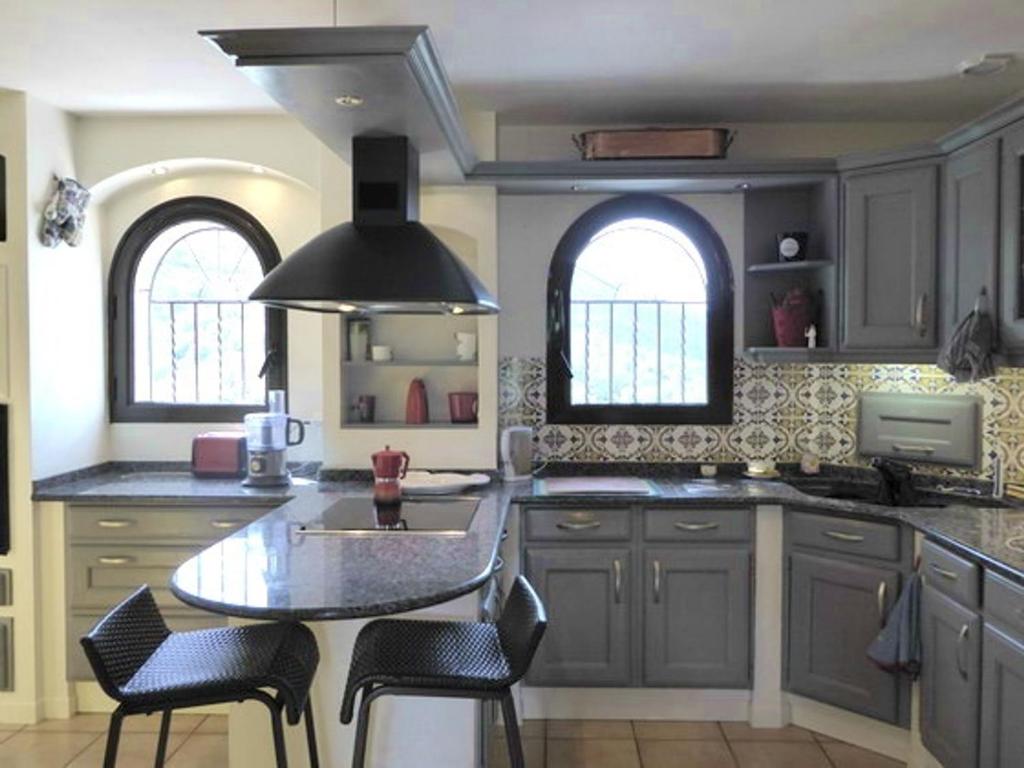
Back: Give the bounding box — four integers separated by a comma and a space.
524, 547, 631, 686
643, 548, 750, 688
980, 624, 1024, 768
999, 122, 1024, 354
842, 164, 939, 349
920, 584, 982, 768
786, 551, 904, 723
943, 140, 1001, 343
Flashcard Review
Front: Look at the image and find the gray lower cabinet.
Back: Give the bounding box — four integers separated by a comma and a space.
943, 139, 1000, 341
980, 624, 1024, 768
841, 163, 939, 349
920, 584, 982, 768
524, 547, 631, 686
643, 548, 750, 687
786, 551, 903, 723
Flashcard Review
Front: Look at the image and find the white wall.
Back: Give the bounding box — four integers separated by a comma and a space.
497, 121, 955, 161
497, 192, 745, 357
99, 170, 324, 462
26, 100, 107, 479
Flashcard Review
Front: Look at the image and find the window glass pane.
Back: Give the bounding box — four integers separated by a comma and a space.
132, 220, 267, 406
569, 217, 709, 406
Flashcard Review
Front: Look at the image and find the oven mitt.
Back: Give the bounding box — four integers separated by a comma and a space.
867, 571, 921, 679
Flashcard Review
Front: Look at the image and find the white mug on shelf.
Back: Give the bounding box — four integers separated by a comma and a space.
455, 332, 477, 361
371, 345, 393, 362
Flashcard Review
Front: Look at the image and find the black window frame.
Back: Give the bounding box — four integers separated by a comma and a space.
108, 196, 287, 423
546, 194, 734, 425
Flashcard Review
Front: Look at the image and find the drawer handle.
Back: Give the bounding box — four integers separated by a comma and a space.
929, 563, 959, 581
653, 559, 662, 604
97, 555, 136, 565
210, 519, 246, 529
877, 581, 887, 628
96, 519, 136, 529
556, 520, 601, 531
892, 443, 935, 455
956, 624, 970, 680
823, 530, 865, 543
613, 559, 622, 604
674, 521, 720, 532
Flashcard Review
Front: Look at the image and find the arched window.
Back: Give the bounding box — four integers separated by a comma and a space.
109, 197, 287, 422
547, 195, 733, 424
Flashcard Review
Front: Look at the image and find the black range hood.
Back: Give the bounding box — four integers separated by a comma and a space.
251, 136, 498, 315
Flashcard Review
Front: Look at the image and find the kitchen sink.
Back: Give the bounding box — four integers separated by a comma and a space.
791, 480, 1008, 509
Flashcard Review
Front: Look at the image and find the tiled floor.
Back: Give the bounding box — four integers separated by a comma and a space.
0, 713, 226, 767
490, 720, 907, 768
0, 714, 907, 767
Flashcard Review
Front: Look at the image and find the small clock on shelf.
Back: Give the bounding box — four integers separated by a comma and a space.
776, 231, 808, 262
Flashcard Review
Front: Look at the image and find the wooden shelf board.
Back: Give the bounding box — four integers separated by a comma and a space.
746, 260, 833, 274
342, 360, 478, 367
340, 422, 478, 430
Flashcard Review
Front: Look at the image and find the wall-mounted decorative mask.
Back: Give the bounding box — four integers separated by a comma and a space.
40, 176, 90, 248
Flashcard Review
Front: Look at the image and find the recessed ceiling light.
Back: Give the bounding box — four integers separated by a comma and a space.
251, 165, 266, 174
336, 303, 358, 313
334, 95, 364, 107
959, 54, 1014, 77
151, 164, 169, 176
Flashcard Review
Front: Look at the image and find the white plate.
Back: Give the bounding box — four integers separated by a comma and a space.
402, 471, 492, 496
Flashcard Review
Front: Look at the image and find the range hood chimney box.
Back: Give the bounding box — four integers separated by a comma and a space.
250, 135, 498, 315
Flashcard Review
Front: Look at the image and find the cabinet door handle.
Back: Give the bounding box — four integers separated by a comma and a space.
556, 520, 601, 531
96, 519, 136, 529
915, 292, 928, 337
493, 556, 505, 574
97, 555, 136, 565
823, 530, 865, 543
653, 559, 662, 604
956, 624, 970, 680
613, 559, 622, 604
210, 519, 246, 530
929, 563, 959, 581
674, 521, 720, 532
877, 581, 887, 628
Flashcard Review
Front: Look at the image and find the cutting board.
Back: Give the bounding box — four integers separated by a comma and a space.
538, 477, 658, 496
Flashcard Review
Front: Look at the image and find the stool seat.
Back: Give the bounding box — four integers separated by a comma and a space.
340, 576, 547, 768
81, 585, 320, 768
119, 623, 317, 724
345, 619, 512, 701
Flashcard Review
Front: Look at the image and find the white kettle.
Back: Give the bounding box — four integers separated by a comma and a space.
500, 426, 533, 481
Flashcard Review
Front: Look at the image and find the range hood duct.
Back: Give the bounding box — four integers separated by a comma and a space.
250, 135, 498, 315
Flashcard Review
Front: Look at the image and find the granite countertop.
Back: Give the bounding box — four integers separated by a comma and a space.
169, 480, 514, 621
36, 463, 1024, 596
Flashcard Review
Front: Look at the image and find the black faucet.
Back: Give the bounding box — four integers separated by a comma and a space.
871, 458, 917, 506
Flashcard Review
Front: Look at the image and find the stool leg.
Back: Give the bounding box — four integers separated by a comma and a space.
351, 687, 376, 768
500, 692, 525, 768
154, 710, 173, 767
267, 703, 288, 768
303, 699, 320, 768
102, 708, 125, 768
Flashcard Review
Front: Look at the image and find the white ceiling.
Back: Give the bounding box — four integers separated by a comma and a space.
3, 0, 1024, 124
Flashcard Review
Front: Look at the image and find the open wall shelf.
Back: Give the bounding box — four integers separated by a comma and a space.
740, 180, 839, 356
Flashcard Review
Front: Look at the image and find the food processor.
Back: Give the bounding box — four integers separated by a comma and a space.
242, 391, 305, 487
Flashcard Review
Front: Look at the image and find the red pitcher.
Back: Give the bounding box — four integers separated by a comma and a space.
371, 445, 410, 506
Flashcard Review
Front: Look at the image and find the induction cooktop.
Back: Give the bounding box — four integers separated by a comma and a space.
299, 496, 480, 536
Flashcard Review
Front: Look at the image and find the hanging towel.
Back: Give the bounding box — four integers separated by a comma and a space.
937, 290, 996, 383
867, 572, 922, 679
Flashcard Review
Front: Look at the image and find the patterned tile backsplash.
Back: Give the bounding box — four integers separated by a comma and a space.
498, 356, 1024, 482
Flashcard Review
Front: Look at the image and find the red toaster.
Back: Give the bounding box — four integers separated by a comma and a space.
191, 432, 248, 478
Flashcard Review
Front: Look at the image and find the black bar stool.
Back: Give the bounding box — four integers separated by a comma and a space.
340, 575, 547, 768
80, 585, 320, 768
